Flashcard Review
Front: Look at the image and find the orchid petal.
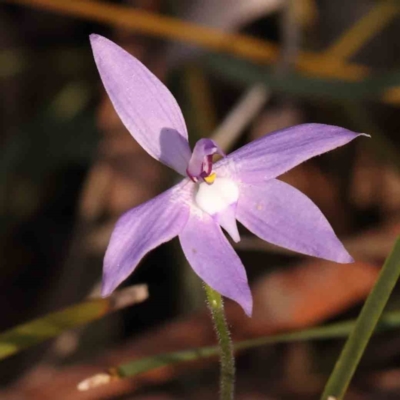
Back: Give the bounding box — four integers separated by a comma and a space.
179, 210, 252, 316
226, 124, 367, 183
187, 138, 224, 180
236, 179, 353, 263
215, 203, 240, 243
90, 34, 191, 175
102, 184, 190, 296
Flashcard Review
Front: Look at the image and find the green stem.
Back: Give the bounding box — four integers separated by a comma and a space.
204, 284, 235, 400
321, 237, 400, 400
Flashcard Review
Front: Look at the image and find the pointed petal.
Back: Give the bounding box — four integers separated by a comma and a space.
236, 179, 353, 263
215, 203, 240, 243
179, 210, 252, 316
226, 124, 368, 183
90, 34, 191, 175
103, 183, 190, 296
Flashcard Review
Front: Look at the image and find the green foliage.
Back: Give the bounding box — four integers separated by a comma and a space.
0, 299, 108, 360
321, 237, 400, 400
117, 306, 400, 379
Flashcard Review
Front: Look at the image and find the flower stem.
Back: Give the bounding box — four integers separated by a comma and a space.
204, 284, 235, 400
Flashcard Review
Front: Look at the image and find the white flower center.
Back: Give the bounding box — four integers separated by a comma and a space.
195, 177, 239, 215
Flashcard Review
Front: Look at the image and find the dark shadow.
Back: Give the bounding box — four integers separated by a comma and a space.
159, 127, 191, 174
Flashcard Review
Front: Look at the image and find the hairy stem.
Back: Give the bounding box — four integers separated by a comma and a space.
204, 284, 235, 400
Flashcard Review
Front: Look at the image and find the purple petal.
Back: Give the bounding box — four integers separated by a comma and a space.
236, 179, 353, 263
90, 34, 191, 175
179, 210, 252, 316
225, 124, 368, 183
186, 138, 224, 181
102, 183, 190, 296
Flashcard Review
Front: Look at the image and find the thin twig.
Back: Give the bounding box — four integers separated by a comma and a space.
211, 84, 270, 152
322, 1, 400, 61
5, 0, 371, 81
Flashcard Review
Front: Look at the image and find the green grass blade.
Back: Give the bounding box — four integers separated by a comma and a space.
115, 308, 400, 379
0, 285, 148, 361
202, 54, 400, 103
321, 237, 400, 400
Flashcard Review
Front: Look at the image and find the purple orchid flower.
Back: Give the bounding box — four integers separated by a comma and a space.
90, 34, 367, 317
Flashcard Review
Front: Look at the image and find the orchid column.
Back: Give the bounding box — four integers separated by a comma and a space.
90, 34, 366, 399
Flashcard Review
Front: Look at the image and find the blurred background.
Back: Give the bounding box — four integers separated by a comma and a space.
0, 0, 400, 399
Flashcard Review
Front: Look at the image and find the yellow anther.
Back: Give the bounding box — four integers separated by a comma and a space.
204, 172, 216, 184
